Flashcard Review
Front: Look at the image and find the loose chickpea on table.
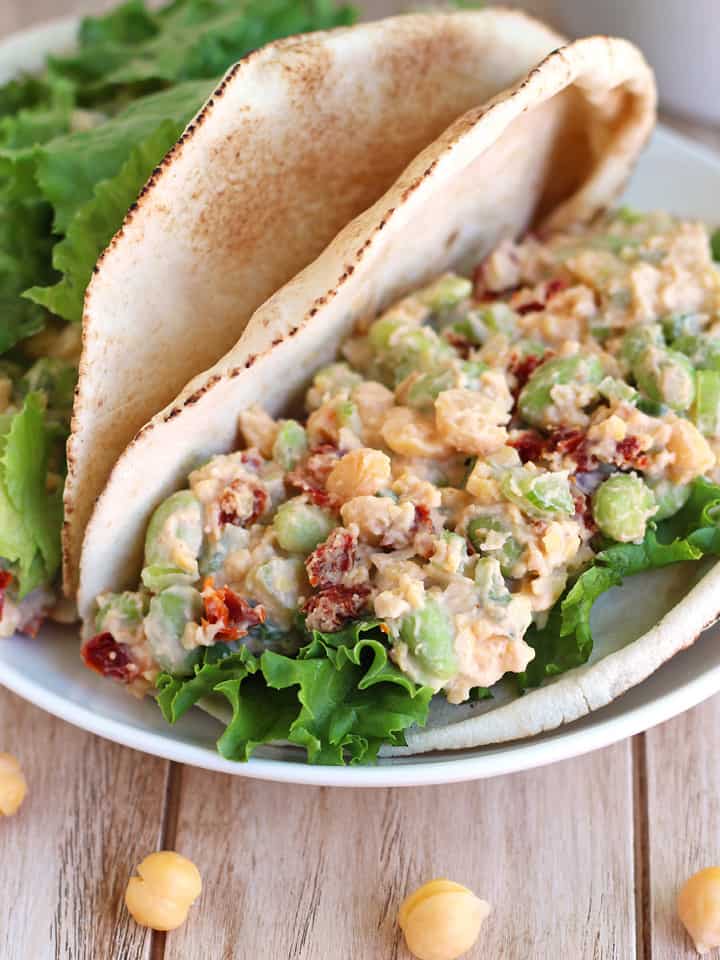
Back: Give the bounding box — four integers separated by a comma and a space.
0, 752, 27, 816
125, 851, 202, 932
399, 879, 491, 960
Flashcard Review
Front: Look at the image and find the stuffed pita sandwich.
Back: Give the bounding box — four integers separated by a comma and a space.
77, 30, 720, 767
63, 8, 566, 596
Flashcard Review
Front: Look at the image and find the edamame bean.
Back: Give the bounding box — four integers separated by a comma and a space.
500, 467, 574, 519
399, 597, 457, 682
272, 420, 307, 471
673, 333, 720, 372
144, 585, 203, 673
694, 369, 720, 437
598, 376, 638, 406
273, 499, 335, 554
633, 345, 695, 411
649, 478, 690, 521
466, 515, 523, 576
591, 473, 656, 542
619, 324, 664, 370
419, 273, 472, 311
517, 355, 604, 427
144, 491, 203, 574
310, 362, 363, 399
96, 591, 145, 634
474, 557, 511, 607
662, 313, 703, 342
141, 564, 196, 593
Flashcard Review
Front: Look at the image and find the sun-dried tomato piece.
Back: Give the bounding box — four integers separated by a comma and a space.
515, 300, 545, 316
218, 479, 268, 528
545, 277, 568, 300
510, 430, 546, 463
202, 581, 265, 641
615, 436, 649, 470
547, 428, 595, 473
81, 633, 139, 683
287, 444, 340, 507
305, 527, 356, 588
572, 488, 597, 535
509, 352, 550, 396
0, 570, 12, 620
304, 585, 370, 633
443, 330, 473, 359
240, 449, 264, 472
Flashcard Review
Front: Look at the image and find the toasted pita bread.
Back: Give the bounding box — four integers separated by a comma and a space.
79, 34, 673, 751
64, 8, 565, 595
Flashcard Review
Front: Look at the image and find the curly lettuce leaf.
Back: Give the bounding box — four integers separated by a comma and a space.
47, 0, 356, 103
157, 621, 432, 765
519, 477, 720, 689
25, 117, 184, 321
1, 393, 62, 586
0, 394, 60, 594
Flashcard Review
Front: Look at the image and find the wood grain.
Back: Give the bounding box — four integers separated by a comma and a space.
644, 699, 720, 959
163, 744, 636, 959
1, 3, 720, 960
0, 689, 168, 960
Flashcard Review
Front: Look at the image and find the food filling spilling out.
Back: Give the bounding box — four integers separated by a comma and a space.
81, 211, 720, 761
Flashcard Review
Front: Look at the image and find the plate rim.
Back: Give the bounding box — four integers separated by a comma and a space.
1, 15, 720, 786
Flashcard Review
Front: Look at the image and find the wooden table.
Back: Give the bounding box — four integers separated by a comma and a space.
2, 2, 720, 957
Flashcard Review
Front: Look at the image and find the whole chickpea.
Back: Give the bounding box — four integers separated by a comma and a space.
678, 867, 720, 954
0, 753, 27, 816
399, 879, 490, 960
125, 852, 202, 931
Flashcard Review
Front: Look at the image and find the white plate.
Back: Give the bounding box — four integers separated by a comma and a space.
2, 16, 720, 787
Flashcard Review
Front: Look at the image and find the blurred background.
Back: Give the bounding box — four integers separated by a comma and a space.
1, 1, 718, 124
6, 0, 720, 129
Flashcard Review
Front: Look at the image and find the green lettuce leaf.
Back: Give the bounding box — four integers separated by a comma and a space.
0, 393, 60, 594
47, 0, 355, 104
25, 117, 184, 321
157, 621, 432, 765
519, 477, 720, 689
1, 393, 62, 589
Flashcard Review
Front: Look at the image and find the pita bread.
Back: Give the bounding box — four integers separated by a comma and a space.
79, 34, 675, 751
64, 8, 565, 594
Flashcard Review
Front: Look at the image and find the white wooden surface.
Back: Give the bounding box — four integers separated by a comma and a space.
2, 2, 720, 958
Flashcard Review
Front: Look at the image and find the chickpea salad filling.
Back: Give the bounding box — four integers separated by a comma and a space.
83, 210, 720, 764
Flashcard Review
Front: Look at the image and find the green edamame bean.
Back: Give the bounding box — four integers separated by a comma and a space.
95, 591, 145, 634
249, 555, 306, 619
144, 585, 203, 673
598, 376, 638, 406
517, 355, 604, 427
399, 596, 457, 682
273, 499, 335, 554
406, 368, 456, 409
466, 515, 524, 576
419, 273, 472, 311
694, 369, 720, 437
591, 473, 656, 543
310, 362, 363, 399
474, 557, 511, 608
673, 334, 720, 372
144, 491, 203, 573
649, 479, 690, 521
662, 313, 703, 342
619, 324, 664, 370
272, 420, 308, 471
500, 467, 574, 519
141, 564, 196, 593
633, 346, 695, 411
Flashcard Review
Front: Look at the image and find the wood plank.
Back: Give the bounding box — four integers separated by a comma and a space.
0, 688, 168, 960
644, 696, 720, 959
164, 743, 635, 960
